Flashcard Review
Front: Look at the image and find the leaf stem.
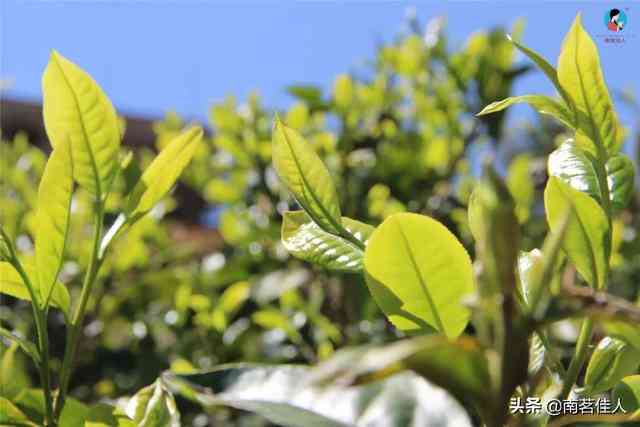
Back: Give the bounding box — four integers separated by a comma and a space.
54, 201, 104, 420
10, 257, 55, 426
560, 317, 593, 400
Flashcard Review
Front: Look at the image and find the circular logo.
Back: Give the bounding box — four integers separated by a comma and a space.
604, 8, 627, 32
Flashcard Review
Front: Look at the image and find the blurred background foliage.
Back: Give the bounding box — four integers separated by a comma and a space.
1, 14, 638, 426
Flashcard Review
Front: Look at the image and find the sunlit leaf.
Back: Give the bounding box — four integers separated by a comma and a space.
0, 262, 70, 317
613, 375, 640, 412
125, 379, 180, 427
125, 126, 203, 222
282, 211, 372, 272
42, 51, 120, 199
557, 14, 621, 155
364, 213, 475, 337
35, 138, 73, 308
477, 95, 574, 128
0, 396, 37, 426
544, 177, 609, 289
309, 335, 492, 415
548, 140, 636, 212
584, 337, 640, 395
0, 327, 40, 364
164, 365, 472, 427
272, 118, 342, 235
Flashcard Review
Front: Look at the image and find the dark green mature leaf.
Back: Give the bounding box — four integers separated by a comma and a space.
42, 51, 120, 199
164, 365, 472, 427
364, 213, 475, 337
584, 337, 640, 395
544, 177, 609, 289
125, 379, 180, 427
613, 376, 640, 412
557, 14, 621, 155
35, 138, 73, 308
0, 262, 70, 317
477, 95, 574, 128
272, 118, 343, 235
548, 140, 636, 212
282, 211, 373, 272
309, 335, 492, 413
125, 126, 203, 223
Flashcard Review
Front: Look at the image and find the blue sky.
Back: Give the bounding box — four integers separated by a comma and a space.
2, 1, 639, 134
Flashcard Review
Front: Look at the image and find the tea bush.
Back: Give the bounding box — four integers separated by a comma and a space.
1, 12, 639, 427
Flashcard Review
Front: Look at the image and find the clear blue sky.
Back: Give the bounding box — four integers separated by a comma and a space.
2, 1, 639, 133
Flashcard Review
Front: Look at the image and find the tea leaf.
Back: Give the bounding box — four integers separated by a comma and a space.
42, 51, 120, 199
272, 118, 342, 235
477, 95, 574, 128
126, 380, 180, 427
584, 337, 640, 394
0, 262, 70, 317
364, 213, 475, 337
35, 138, 73, 308
548, 140, 635, 212
606, 153, 636, 211
164, 365, 472, 427
557, 14, 621, 155
282, 211, 372, 272
125, 126, 203, 222
613, 376, 640, 413
544, 177, 609, 289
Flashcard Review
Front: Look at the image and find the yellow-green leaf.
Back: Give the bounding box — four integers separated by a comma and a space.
544, 177, 609, 289
364, 213, 475, 338
35, 139, 73, 307
125, 126, 203, 222
0, 262, 70, 317
282, 211, 372, 272
477, 95, 574, 129
557, 14, 621, 155
42, 51, 120, 199
272, 118, 342, 234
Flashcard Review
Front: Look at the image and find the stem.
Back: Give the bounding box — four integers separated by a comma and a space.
11, 259, 55, 426
560, 317, 594, 400
54, 202, 103, 420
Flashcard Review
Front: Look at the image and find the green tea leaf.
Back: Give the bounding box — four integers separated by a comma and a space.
35, 138, 73, 308
544, 177, 609, 289
548, 140, 635, 212
363, 213, 475, 337
125, 379, 180, 427
477, 95, 574, 128
125, 126, 203, 222
605, 321, 640, 351
0, 327, 40, 364
272, 118, 342, 235
0, 396, 38, 426
0, 262, 70, 317
282, 211, 372, 272
557, 14, 621, 155
584, 337, 640, 395
613, 375, 640, 412
509, 37, 573, 107
42, 51, 120, 199
164, 365, 472, 427
309, 335, 492, 415
606, 153, 636, 211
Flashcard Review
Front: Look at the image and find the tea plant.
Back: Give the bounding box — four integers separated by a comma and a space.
159, 13, 639, 427
1, 51, 202, 426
